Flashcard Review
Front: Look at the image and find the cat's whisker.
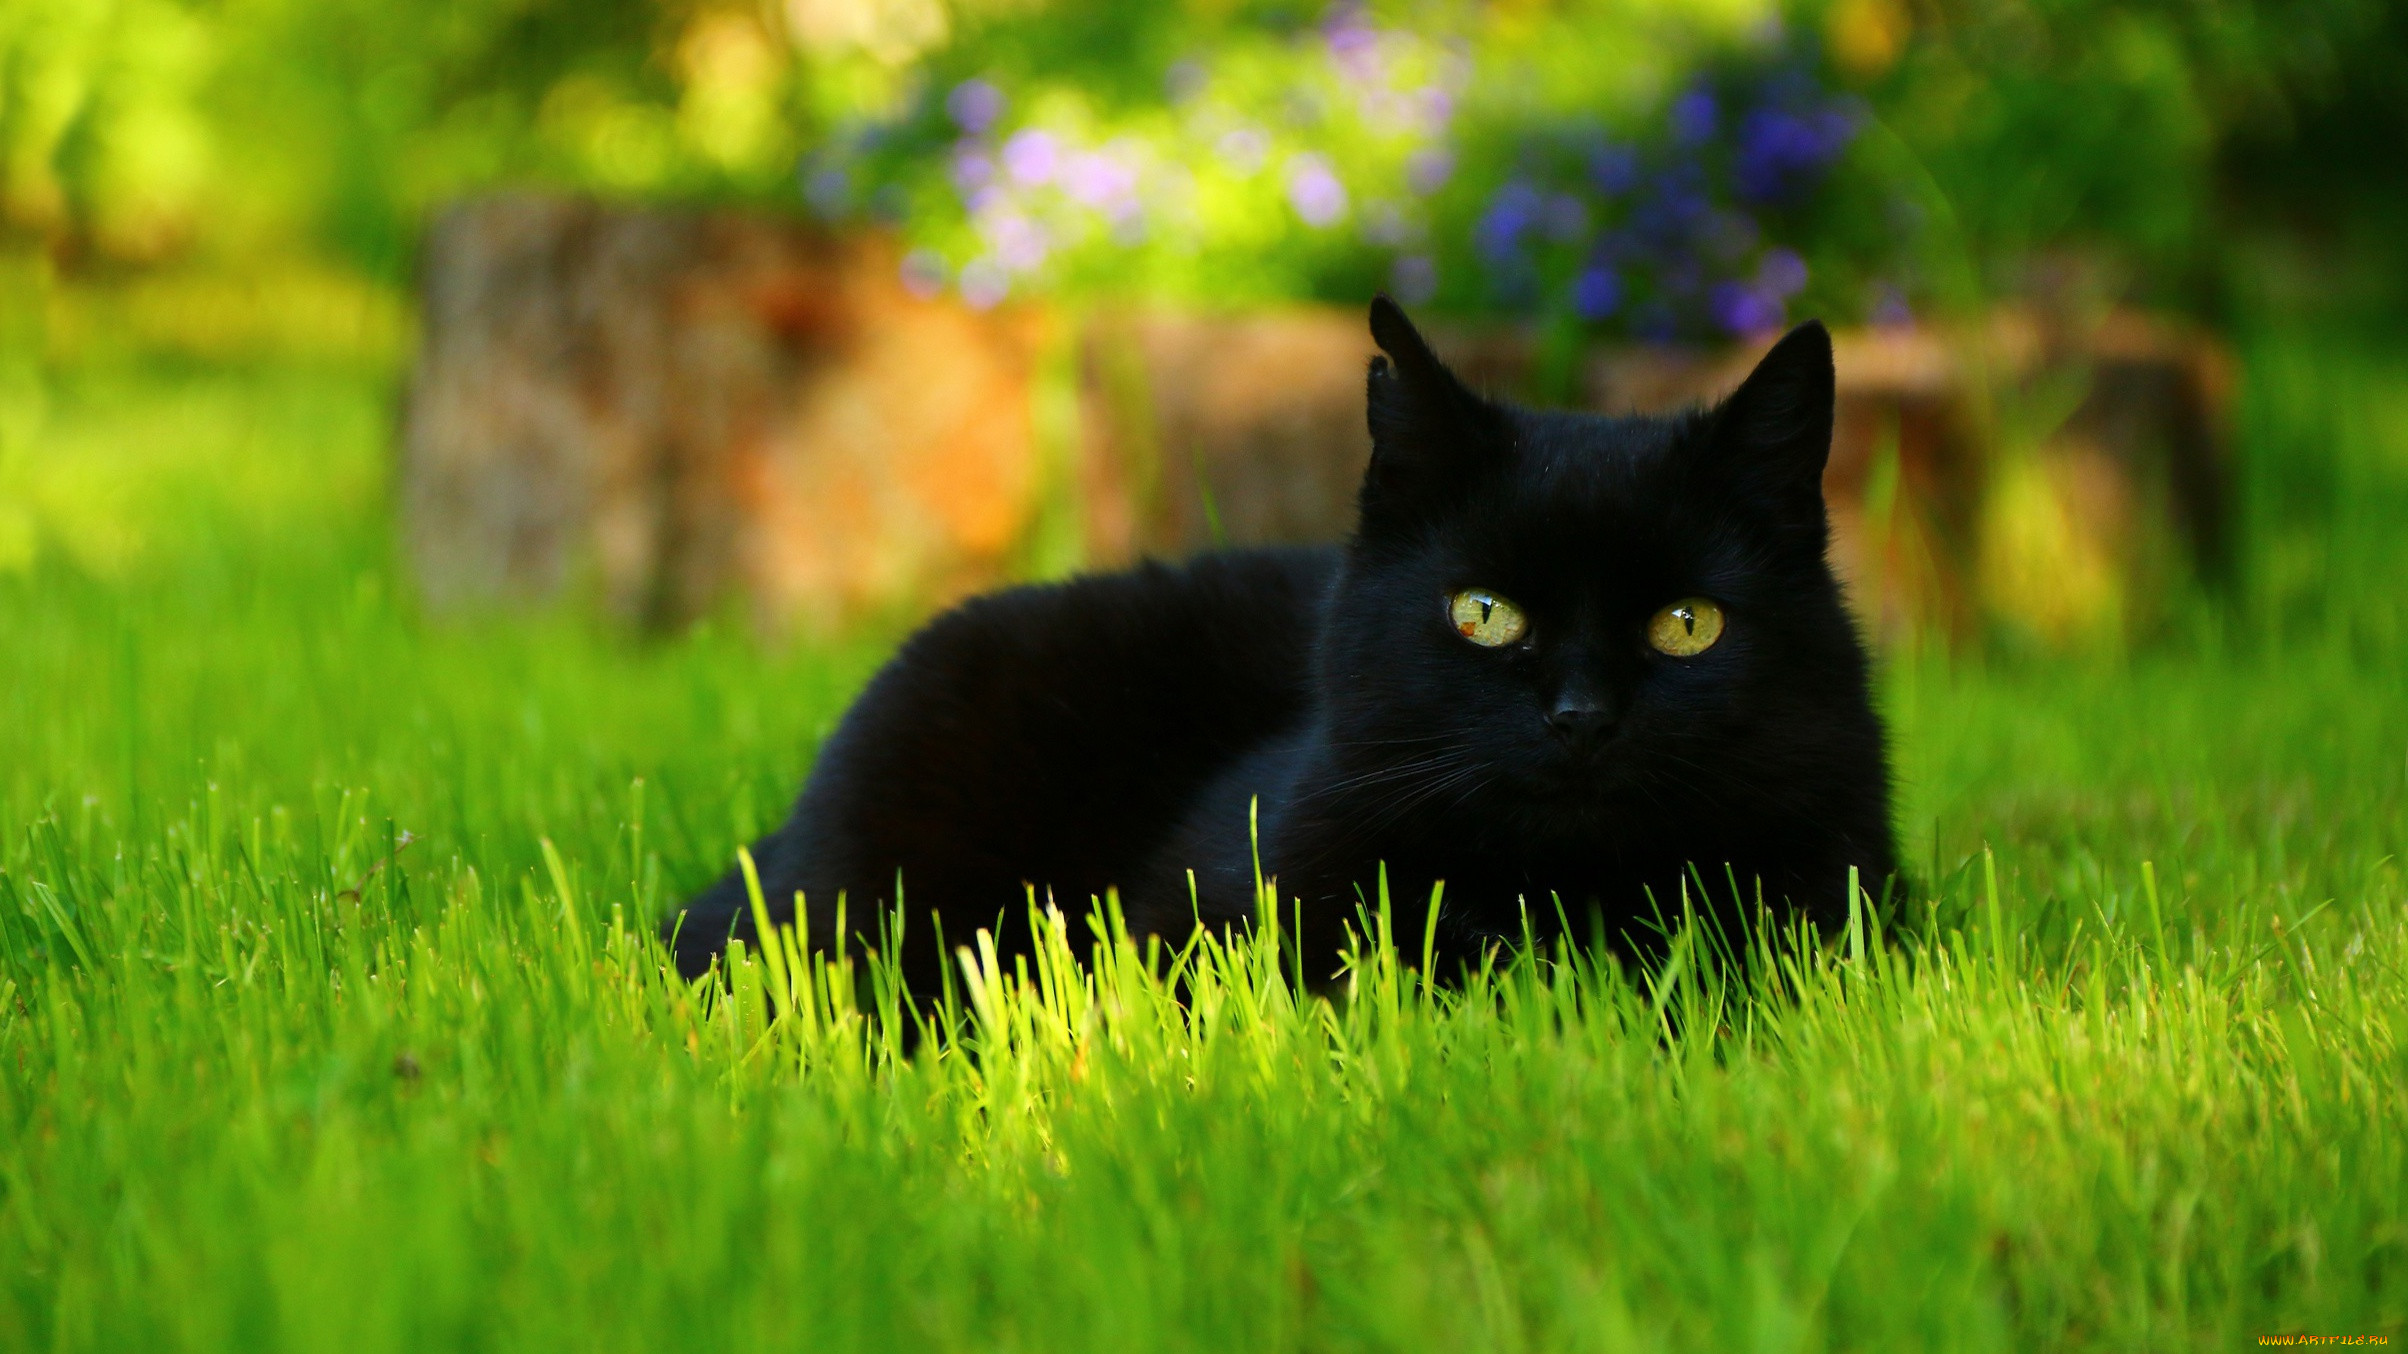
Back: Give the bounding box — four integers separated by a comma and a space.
1324, 733, 1468, 752
1350, 758, 1493, 838
1317, 745, 1480, 797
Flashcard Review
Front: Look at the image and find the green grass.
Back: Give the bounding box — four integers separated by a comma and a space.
2, 333, 2405, 1352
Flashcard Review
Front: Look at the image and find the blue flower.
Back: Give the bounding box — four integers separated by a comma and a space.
946, 80, 1005, 136
1870, 282, 1914, 328
1757, 247, 1808, 299
803, 163, 851, 217
1586, 143, 1639, 196
1407, 147, 1455, 196
1392, 254, 1438, 305
1573, 266, 1622, 320
1474, 181, 1544, 266
1669, 86, 1718, 146
1709, 280, 1783, 336
1542, 193, 1590, 244
1733, 101, 1858, 204
1625, 169, 1709, 255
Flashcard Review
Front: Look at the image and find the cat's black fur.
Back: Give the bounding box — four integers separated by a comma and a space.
667, 298, 1896, 988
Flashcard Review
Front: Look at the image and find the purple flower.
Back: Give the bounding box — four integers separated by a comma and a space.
1360, 90, 1416, 132
899, 248, 948, 299
1362, 198, 1412, 248
947, 80, 1005, 136
1392, 253, 1438, 305
1002, 129, 1059, 185
1573, 266, 1622, 320
1165, 59, 1208, 104
1413, 85, 1456, 132
1063, 151, 1137, 208
958, 257, 1010, 310
1670, 86, 1718, 146
1757, 247, 1808, 298
950, 148, 994, 196
1870, 282, 1914, 329
1323, 6, 1381, 82
1287, 154, 1349, 227
1216, 127, 1269, 174
1406, 147, 1455, 196
1710, 281, 1784, 336
981, 210, 1050, 272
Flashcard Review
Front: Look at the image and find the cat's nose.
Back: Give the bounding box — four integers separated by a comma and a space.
1547, 699, 1617, 748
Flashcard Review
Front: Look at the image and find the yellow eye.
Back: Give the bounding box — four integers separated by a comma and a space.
1647, 598, 1726, 657
1448, 589, 1528, 647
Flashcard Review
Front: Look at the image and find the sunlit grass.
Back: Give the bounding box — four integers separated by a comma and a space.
2, 333, 2405, 1350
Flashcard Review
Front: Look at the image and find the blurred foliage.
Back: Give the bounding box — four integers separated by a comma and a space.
1855, 0, 2406, 319
807, 4, 1901, 339
0, 0, 2402, 326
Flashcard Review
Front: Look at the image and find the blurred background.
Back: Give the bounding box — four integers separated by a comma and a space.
12, 10, 2408, 1340
4, 0, 2406, 653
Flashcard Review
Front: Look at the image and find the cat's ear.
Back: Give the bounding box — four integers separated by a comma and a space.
1705, 320, 1835, 523
1361, 295, 1499, 524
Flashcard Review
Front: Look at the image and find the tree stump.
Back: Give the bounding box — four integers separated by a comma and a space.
1585, 309, 2232, 642
1075, 308, 1535, 563
402, 195, 1042, 634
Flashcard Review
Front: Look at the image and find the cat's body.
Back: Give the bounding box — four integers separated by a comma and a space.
669, 300, 1896, 987
670, 546, 1339, 990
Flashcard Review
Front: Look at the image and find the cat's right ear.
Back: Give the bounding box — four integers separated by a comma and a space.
1361, 295, 1498, 525
1703, 320, 1836, 527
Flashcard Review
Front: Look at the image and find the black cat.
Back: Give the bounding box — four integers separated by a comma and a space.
667, 297, 1896, 990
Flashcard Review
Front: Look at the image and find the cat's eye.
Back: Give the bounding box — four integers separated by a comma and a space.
1448, 589, 1528, 647
1647, 598, 1725, 657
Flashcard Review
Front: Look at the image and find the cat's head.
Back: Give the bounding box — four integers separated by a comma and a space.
1320, 296, 1878, 846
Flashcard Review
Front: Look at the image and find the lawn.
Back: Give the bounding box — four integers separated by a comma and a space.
2, 327, 2404, 1351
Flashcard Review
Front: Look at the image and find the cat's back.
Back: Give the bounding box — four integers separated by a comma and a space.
677, 546, 1336, 981
831, 545, 1335, 801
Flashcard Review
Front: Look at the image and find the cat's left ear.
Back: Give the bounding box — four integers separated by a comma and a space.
1706, 320, 1835, 522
